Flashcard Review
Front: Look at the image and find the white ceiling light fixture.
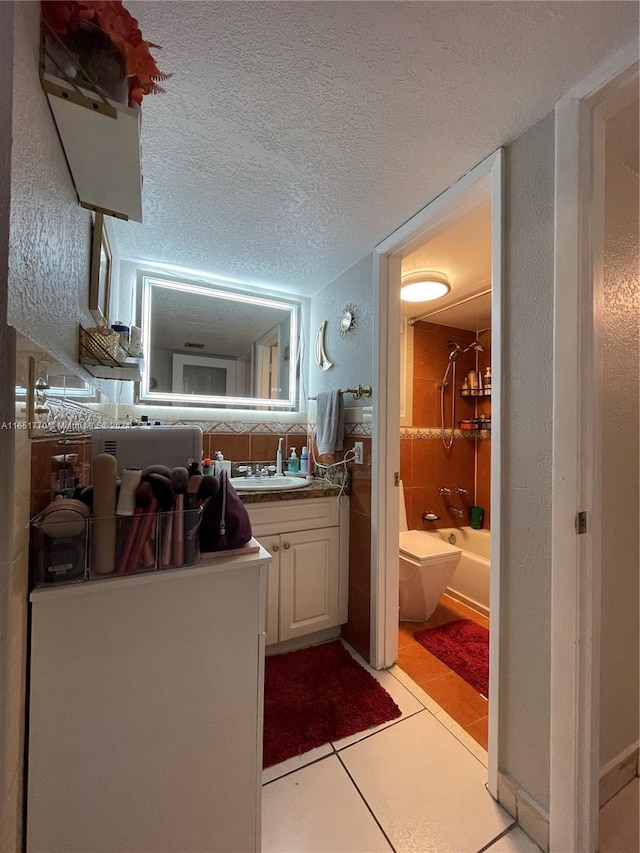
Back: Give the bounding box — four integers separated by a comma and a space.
401, 270, 451, 302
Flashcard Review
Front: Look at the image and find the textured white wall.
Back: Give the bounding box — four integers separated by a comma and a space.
599, 97, 639, 768
8, 1, 95, 368
500, 113, 555, 812
308, 253, 375, 406
0, 5, 19, 850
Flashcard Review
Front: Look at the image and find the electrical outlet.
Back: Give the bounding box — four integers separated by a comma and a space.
353, 442, 364, 465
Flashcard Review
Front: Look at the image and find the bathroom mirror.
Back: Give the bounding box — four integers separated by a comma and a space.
139, 275, 299, 408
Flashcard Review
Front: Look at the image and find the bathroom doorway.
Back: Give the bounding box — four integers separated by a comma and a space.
372, 151, 503, 797
395, 200, 493, 750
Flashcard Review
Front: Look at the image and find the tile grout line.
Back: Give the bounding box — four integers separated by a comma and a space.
335, 749, 398, 853
474, 821, 518, 852
262, 751, 335, 787
332, 708, 427, 754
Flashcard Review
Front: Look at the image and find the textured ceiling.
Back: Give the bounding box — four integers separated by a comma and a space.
113, 1, 638, 297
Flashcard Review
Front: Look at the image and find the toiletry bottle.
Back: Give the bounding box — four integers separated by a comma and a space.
461, 378, 471, 397
288, 448, 299, 473
468, 370, 479, 396
300, 445, 309, 475
483, 366, 492, 395
276, 438, 284, 475
202, 458, 212, 476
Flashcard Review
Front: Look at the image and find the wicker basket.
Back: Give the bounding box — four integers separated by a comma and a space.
83, 326, 120, 361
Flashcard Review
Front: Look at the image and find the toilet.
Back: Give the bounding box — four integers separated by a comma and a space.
398, 482, 462, 622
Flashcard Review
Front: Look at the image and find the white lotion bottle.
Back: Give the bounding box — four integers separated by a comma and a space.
300, 445, 309, 475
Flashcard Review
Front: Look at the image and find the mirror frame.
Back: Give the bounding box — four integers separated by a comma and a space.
139, 275, 299, 409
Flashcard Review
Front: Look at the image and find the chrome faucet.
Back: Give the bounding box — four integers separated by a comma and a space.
447, 505, 464, 517
455, 486, 468, 495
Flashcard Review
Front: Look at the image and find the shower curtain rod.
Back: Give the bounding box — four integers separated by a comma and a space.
408, 287, 492, 326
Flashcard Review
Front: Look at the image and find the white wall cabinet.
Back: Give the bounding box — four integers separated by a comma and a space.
246, 496, 349, 647
41, 73, 143, 221
26, 547, 270, 853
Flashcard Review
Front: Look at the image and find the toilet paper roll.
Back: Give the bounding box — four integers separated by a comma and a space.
92, 453, 118, 575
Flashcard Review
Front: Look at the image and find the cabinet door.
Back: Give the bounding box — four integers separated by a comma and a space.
263, 541, 280, 646
279, 527, 340, 641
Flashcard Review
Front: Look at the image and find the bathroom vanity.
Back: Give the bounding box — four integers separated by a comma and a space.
241, 488, 349, 649
26, 546, 270, 853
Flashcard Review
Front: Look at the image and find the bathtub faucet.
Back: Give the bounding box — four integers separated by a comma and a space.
447, 505, 465, 517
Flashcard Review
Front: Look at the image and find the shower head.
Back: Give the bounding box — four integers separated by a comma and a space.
444, 339, 484, 375
446, 341, 463, 362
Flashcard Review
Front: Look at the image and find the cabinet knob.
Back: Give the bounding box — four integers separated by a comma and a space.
283, 542, 291, 550
272, 544, 279, 552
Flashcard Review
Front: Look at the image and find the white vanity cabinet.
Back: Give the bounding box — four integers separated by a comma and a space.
246, 496, 349, 647
26, 547, 270, 853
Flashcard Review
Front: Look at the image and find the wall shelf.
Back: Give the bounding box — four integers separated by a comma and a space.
41, 71, 143, 221
79, 326, 142, 382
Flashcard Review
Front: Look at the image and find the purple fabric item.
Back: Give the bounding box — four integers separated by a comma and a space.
199, 470, 252, 552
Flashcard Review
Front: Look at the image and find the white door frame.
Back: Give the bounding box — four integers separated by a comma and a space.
372, 150, 504, 798
550, 50, 638, 853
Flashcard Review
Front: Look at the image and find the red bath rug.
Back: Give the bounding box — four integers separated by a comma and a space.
263, 640, 401, 768
414, 619, 489, 697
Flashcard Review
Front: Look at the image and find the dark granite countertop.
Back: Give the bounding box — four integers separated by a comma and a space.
236, 478, 343, 504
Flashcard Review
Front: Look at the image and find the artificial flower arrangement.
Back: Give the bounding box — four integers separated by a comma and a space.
41, 0, 170, 105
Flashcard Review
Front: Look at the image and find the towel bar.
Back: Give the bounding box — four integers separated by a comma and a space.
308, 385, 372, 401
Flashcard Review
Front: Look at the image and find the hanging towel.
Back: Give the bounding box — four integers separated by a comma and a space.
316, 390, 345, 455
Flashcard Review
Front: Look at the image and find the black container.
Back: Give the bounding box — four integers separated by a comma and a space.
31, 515, 89, 585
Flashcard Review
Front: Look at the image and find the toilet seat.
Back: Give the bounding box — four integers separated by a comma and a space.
399, 531, 461, 566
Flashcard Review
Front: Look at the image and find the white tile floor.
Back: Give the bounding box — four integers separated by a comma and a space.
262, 641, 639, 853
262, 641, 523, 853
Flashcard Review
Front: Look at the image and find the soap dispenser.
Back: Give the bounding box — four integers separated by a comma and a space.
288, 448, 299, 473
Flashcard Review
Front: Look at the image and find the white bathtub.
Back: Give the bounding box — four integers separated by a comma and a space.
427, 526, 490, 617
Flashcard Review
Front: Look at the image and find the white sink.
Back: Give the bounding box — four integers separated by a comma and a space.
229, 476, 312, 492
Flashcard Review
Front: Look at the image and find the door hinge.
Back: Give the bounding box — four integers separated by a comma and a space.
394, 472, 399, 487
575, 511, 587, 534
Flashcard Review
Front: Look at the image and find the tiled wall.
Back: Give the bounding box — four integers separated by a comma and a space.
331, 436, 372, 661
202, 428, 307, 466
401, 322, 492, 531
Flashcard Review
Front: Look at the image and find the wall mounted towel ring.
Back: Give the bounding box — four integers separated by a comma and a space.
314, 321, 333, 370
